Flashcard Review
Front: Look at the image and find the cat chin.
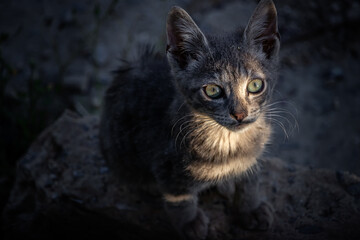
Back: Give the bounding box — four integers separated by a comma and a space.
224, 118, 258, 132
224, 122, 252, 132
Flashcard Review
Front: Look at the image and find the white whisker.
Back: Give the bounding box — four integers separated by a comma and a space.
171, 114, 193, 136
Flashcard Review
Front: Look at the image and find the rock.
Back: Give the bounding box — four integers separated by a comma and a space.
63, 74, 89, 93
322, 67, 345, 89
336, 171, 360, 197
200, 1, 256, 33
2, 111, 360, 240
93, 43, 109, 67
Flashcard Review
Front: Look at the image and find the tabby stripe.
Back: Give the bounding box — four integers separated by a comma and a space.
163, 193, 193, 203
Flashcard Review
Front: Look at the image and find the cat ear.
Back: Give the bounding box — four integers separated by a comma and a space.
244, 0, 280, 59
166, 6, 209, 69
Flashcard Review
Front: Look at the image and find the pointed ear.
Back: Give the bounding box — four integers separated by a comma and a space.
244, 0, 280, 59
166, 6, 209, 70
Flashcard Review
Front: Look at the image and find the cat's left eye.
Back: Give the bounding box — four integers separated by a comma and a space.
204, 84, 223, 99
247, 79, 264, 94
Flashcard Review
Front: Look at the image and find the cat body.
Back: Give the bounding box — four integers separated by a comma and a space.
100, 0, 280, 239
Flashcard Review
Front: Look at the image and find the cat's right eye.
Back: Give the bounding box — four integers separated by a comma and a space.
203, 84, 223, 99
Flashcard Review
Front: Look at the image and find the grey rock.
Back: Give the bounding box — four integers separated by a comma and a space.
297, 224, 323, 234
2, 111, 360, 239
93, 43, 109, 67
63, 74, 89, 93
337, 171, 360, 197
99, 166, 109, 174
200, 1, 256, 33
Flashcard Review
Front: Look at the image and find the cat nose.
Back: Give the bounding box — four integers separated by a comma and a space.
230, 111, 247, 122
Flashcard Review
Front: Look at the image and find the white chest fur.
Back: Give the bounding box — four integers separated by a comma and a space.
186, 117, 271, 182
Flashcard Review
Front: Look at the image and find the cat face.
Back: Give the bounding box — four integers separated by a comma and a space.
187, 56, 270, 130
175, 47, 274, 131
166, 0, 280, 131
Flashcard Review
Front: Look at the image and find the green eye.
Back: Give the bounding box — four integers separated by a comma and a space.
247, 79, 264, 93
204, 84, 223, 99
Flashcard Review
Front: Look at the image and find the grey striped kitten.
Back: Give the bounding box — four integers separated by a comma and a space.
100, 0, 280, 239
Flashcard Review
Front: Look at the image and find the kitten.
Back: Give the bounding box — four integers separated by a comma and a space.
100, 0, 280, 239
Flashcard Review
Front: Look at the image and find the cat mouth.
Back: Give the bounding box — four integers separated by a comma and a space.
227, 119, 256, 131
212, 117, 256, 132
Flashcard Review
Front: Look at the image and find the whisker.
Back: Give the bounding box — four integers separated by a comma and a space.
174, 124, 193, 151
263, 116, 289, 139
176, 101, 186, 113
267, 98, 299, 114
266, 113, 292, 130
185, 121, 220, 145
171, 114, 193, 136
265, 107, 299, 133
175, 117, 218, 147
180, 127, 198, 149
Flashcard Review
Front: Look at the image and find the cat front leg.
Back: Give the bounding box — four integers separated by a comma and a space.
217, 179, 235, 201
163, 193, 209, 240
234, 175, 274, 231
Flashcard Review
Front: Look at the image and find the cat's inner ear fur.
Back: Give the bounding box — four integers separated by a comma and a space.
166, 6, 209, 69
244, 0, 280, 59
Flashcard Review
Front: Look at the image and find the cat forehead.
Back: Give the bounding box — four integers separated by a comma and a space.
213, 56, 266, 81
208, 42, 265, 73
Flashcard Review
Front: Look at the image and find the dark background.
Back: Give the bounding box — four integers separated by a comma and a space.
1, 0, 360, 223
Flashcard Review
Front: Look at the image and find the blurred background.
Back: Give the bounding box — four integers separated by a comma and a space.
0, 0, 359, 217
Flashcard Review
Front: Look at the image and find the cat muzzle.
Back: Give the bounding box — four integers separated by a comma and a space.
230, 111, 247, 122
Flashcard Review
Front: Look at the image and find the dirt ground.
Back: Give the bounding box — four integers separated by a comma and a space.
1, 0, 360, 217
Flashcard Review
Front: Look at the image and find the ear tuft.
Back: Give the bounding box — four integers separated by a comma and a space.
244, 0, 280, 59
166, 6, 209, 69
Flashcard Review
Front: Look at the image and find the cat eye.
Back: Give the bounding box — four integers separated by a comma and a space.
204, 84, 223, 99
247, 79, 264, 94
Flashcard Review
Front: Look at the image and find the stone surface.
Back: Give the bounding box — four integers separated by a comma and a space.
2, 111, 360, 240
63, 74, 89, 93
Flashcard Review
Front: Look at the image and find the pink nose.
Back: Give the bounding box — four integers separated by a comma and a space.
231, 112, 247, 122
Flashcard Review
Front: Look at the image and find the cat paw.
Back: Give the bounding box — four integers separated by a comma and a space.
238, 201, 274, 231
182, 209, 209, 240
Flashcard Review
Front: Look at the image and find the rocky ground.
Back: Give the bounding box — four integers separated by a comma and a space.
3, 111, 360, 240
1, 0, 360, 238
